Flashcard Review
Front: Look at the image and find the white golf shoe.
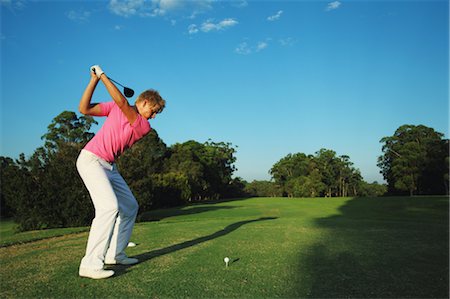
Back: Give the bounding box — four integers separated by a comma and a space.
104, 257, 139, 265
79, 268, 114, 279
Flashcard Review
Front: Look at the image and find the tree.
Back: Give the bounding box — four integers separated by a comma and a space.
41, 111, 97, 152
270, 153, 312, 196
165, 141, 208, 201
4, 110, 245, 231
378, 125, 448, 195
5, 111, 97, 230
270, 149, 364, 198
117, 130, 170, 211
244, 180, 281, 197
358, 181, 387, 197
1, 157, 22, 217
314, 149, 340, 197
165, 140, 238, 201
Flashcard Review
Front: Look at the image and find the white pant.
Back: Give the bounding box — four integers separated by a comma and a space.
76, 150, 139, 270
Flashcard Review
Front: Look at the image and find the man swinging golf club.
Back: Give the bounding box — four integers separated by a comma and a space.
77, 65, 166, 279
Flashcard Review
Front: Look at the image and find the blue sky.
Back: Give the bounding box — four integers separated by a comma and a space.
1, 0, 448, 183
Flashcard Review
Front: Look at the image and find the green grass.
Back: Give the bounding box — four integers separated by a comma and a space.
0, 219, 88, 247
0, 196, 448, 298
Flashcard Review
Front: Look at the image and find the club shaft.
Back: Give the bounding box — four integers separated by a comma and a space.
108, 77, 125, 88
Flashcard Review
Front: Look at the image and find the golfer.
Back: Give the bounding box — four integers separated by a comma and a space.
76, 65, 165, 279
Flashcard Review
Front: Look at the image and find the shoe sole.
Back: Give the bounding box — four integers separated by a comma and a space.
79, 270, 114, 279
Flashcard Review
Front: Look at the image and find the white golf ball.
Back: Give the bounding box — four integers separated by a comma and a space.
224, 257, 230, 263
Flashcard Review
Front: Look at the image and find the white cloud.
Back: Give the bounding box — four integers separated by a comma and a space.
189, 18, 238, 34
325, 1, 341, 11
108, 0, 145, 17
67, 10, 91, 22
232, 0, 248, 8
279, 37, 296, 47
201, 18, 238, 32
157, 0, 182, 11
108, 0, 213, 18
235, 42, 251, 55
150, 0, 183, 16
188, 24, 199, 34
1, 0, 26, 10
235, 39, 269, 55
267, 10, 283, 21
256, 41, 268, 52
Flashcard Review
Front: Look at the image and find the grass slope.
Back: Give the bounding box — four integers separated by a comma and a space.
0, 196, 448, 298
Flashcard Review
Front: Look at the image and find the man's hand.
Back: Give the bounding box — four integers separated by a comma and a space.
90, 65, 105, 78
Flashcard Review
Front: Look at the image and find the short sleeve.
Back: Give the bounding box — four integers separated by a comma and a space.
99, 102, 115, 116
131, 114, 151, 137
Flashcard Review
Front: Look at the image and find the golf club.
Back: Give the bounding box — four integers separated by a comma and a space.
91, 67, 135, 98
108, 77, 135, 98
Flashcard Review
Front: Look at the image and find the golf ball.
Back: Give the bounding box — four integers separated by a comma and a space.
224, 257, 230, 263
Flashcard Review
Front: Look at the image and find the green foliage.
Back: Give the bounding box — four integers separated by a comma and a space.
41, 111, 97, 152
150, 172, 191, 207
270, 149, 367, 197
1, 112, 96, 231
117, 130, 169, 211
358, 181, 388, 197
2, 111, 242, 231
164, 140, 239, 201
3, 109, 446, 232
378, 124, 449, 195
244, 180, 280, 197
0, 157, 26, 218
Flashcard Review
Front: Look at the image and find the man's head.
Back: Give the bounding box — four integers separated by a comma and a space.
135, 89, 166, 119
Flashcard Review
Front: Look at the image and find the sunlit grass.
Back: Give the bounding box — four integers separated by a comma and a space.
0, 197, 448, 298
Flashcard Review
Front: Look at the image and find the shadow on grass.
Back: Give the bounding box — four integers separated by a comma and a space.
295, 196, 449, 298
111, 216, 278, 277
138, 205, 239, 222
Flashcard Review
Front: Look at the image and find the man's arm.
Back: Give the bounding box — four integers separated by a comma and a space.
79, 72, 103, 116
92, 65, 138, 125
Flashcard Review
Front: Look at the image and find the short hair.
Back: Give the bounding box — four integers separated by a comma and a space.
136, 89, 166, 114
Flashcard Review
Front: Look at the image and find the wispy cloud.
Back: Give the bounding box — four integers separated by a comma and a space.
108, 0, 213, 18
256, 41, 268, 52
108, 0, 146, 17
235, 39, 269, 55
267, 10, 283, 21
231, 0, 248, 8
189, 18, 238, 34
279, 37, 296, 47
67, 10, 91, 22
188, 24, 199, 34
235, 42, 251, 55
325, 1, 341, 11
1, 0, 26, 11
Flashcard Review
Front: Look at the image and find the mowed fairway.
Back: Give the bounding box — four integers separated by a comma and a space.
1, 197, 448, 298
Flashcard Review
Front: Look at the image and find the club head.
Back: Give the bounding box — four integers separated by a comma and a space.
124, 87, 134, 98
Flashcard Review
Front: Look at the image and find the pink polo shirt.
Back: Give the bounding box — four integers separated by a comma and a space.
84, 101, 151, 163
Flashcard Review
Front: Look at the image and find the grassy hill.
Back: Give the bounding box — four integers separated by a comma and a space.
0, 196, 448, 298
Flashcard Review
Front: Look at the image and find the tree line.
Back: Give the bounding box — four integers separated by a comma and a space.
245, 149, 387, 198
1, 111, 448, 231
0, 111, 245, 230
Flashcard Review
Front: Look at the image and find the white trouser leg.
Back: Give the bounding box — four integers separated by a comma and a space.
104, 170, 139, 262
76, 150, 137, 270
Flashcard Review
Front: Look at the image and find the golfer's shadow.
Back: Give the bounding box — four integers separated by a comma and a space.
110, 217, 278, 277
